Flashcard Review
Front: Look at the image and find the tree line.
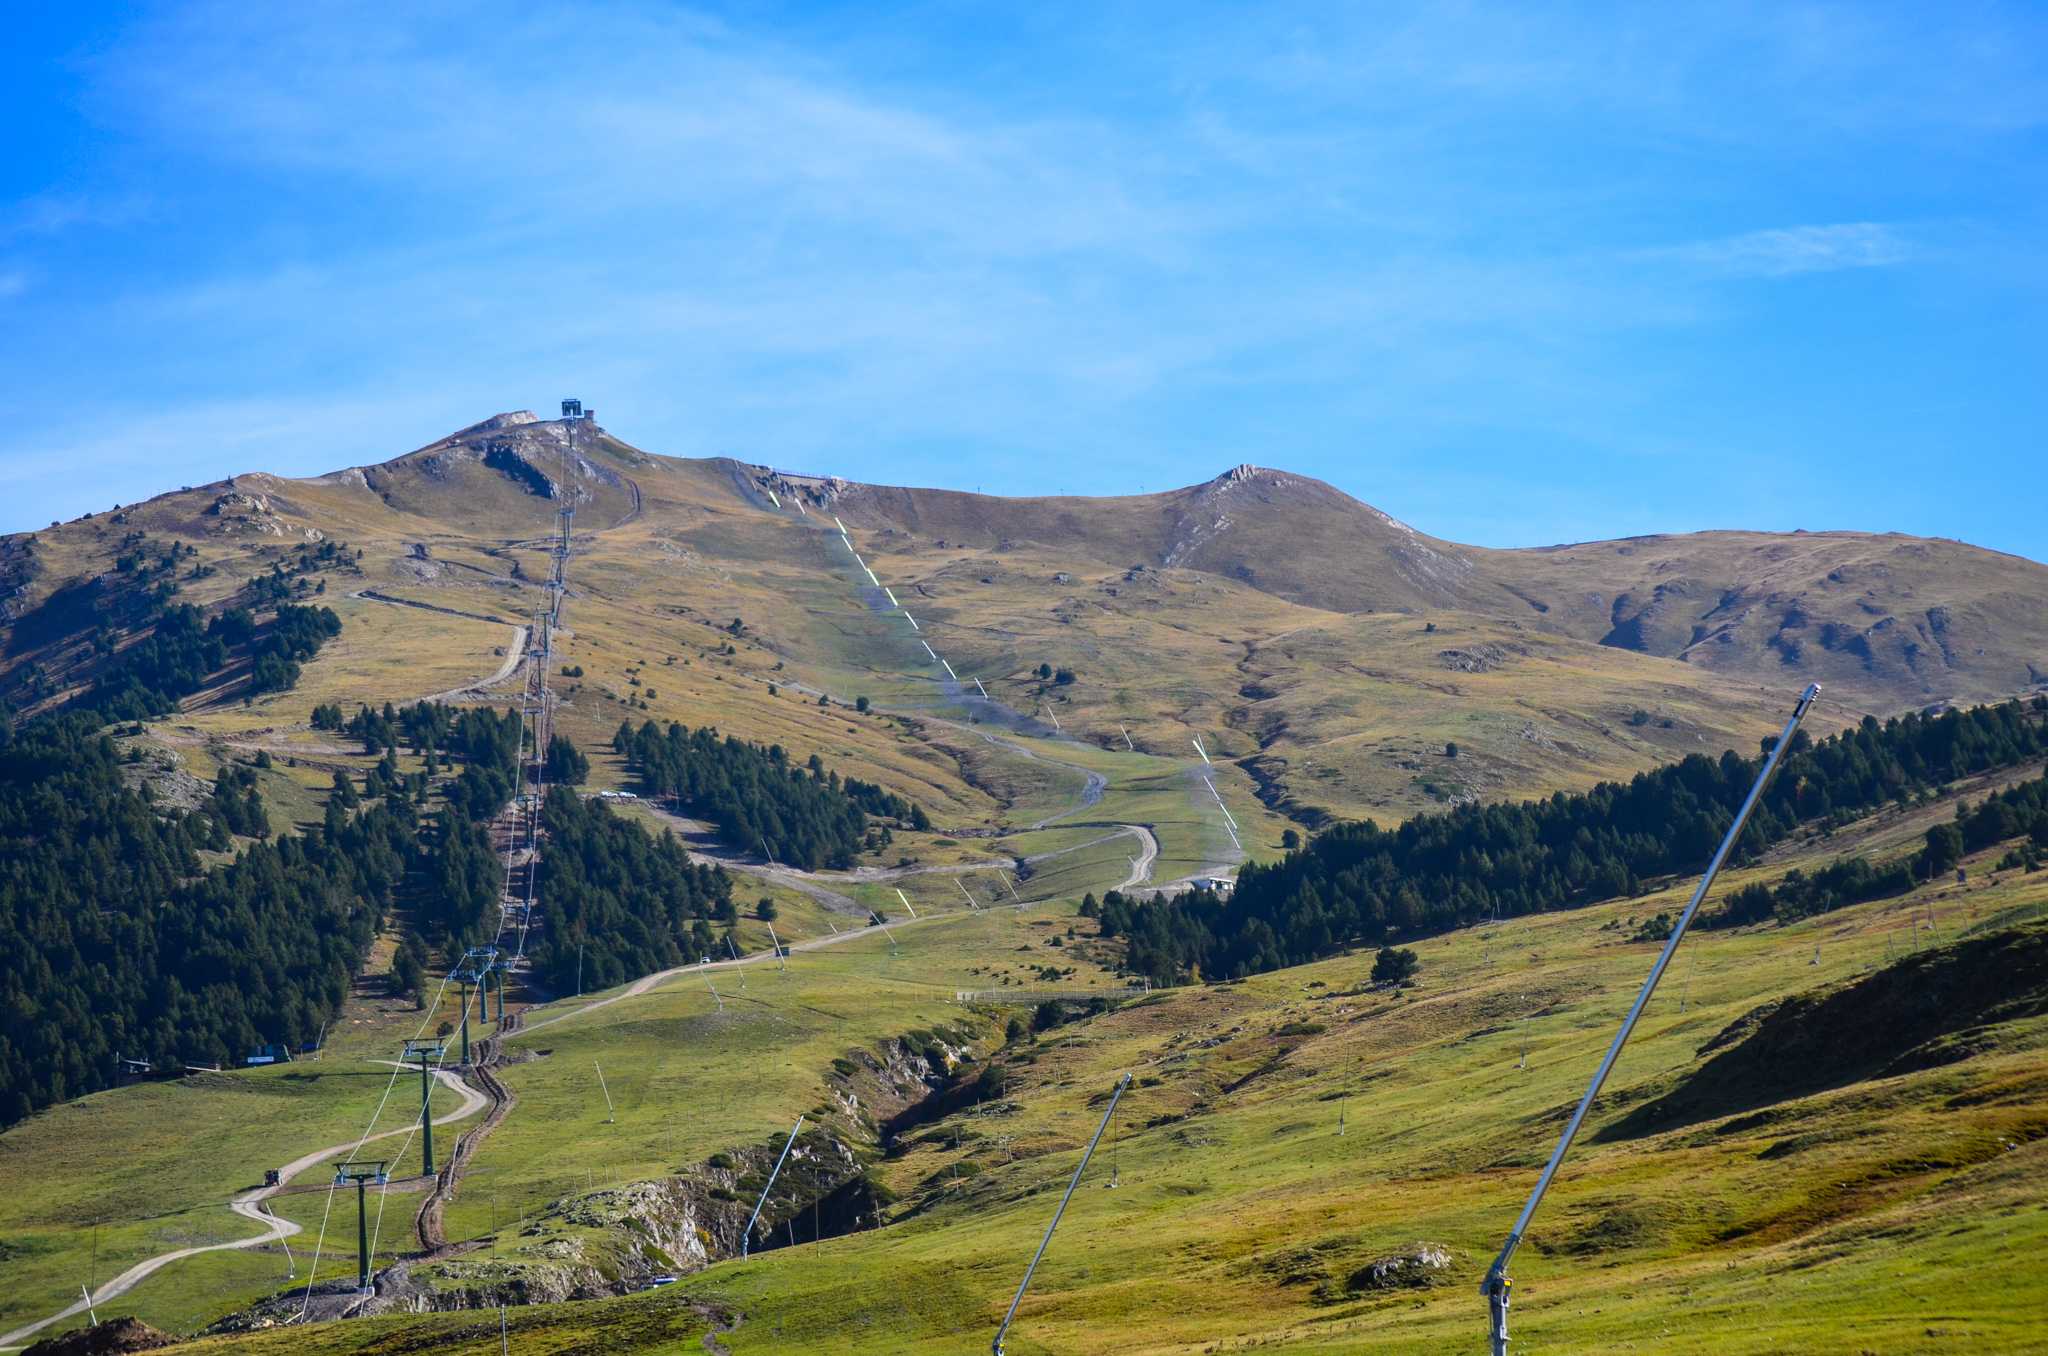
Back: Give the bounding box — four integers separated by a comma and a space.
0, 680, 745, 1122
1101, 698, 2048, 984
524, 787, 734, 994
1706, 763, 2048, 930
341, 700, 524, 818
615, 719, 925, 869
0, 712, 416, 1124
84, 601, 339, 719
0, 548, 596, 1125
4, 529, 346, 721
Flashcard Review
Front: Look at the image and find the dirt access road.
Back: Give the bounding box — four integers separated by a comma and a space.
0, 1065, 486, 1351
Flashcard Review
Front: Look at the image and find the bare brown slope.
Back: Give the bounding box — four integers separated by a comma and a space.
321, 411, 643, 533
736, 458, 2047, 716
751, 462, 1500, 615
7, 424, 2041, 749
1470, 530, 2048, 711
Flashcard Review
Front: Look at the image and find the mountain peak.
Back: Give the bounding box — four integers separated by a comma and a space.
448, 410, 542, 439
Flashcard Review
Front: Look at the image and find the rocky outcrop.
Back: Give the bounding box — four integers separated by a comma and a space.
202, 490, 287, 537
1438, 644, 1524, 673
1346, 1242, 1455, 1292
23, 1319, 176, 1355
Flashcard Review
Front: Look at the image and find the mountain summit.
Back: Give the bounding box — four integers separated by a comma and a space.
5, 414, 2043, 762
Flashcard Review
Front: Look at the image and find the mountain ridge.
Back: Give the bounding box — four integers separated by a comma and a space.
3, 413, 2042, 829
714, 448, 2043, 712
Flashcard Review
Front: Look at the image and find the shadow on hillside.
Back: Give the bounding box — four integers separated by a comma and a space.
1597, 922, 2048, 1141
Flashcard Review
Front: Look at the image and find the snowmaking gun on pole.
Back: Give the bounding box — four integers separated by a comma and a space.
993, 1073, 1132, 1356
742, 1116, 805, 1259
1479, 683, 1820, 1354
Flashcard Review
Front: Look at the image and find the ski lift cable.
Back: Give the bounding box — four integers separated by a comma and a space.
299, 966, 458, 1313
364, 1032, 462, 1282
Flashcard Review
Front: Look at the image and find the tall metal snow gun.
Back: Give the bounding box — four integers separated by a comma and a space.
1479, 683, 1819, 1353
742, 1116, 806, 1258
993, 1072, 1133, 1356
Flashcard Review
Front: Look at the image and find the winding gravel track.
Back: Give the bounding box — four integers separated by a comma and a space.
1117, 824, 1159, 889
0, 1066, 486, 1351
511, 819, 1156, 1042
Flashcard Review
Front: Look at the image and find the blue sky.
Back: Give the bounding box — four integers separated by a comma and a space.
2, 3, 2043, 560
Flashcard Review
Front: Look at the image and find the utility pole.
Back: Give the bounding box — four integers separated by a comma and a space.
404, 1041, 444, 1177
1479, 684, 1819, 1354
334, 1161, 389, 1294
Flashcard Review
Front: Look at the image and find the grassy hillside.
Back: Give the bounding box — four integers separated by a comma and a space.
4, 412, 2046, 1352
0, 977, 480, 1341
34, 763, 2035, 1354
759, 460, 2048, 715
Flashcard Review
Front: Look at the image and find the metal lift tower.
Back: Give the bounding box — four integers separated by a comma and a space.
334, 1161, 390, 1294
451, 947, 498, 1065
403, 1040, 444, 1177
490, 955, 513, 1022
1479, 683, 1820, 1353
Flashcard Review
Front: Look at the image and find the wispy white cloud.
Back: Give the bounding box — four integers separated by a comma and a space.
0, 193, 152, 242
1643, 223, 1915, 278
3, 2, 2040, 556
86, 5, 1187, 264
